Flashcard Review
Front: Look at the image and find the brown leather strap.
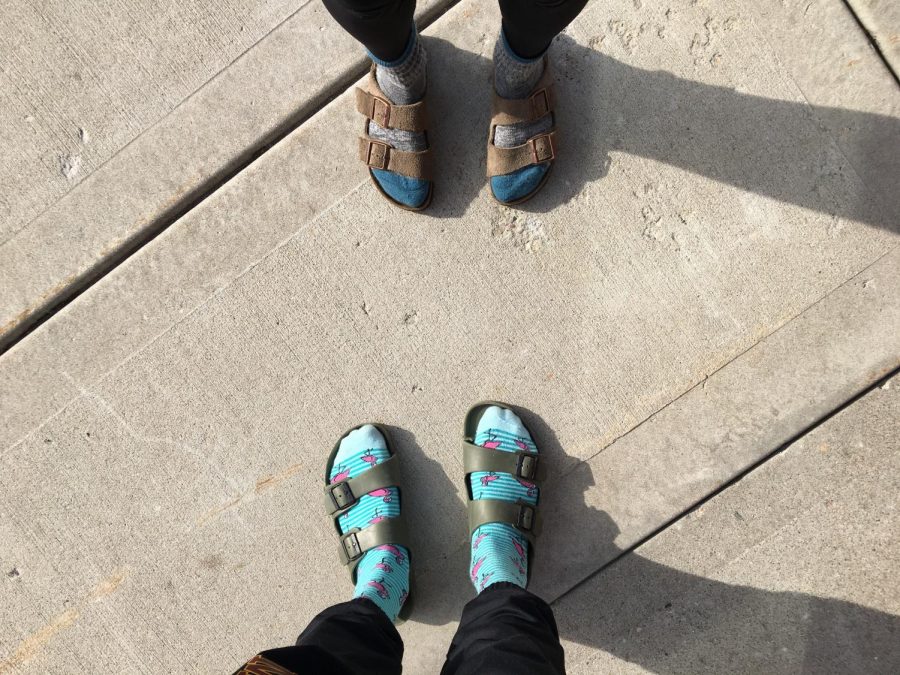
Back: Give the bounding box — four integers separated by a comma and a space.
487, 130, 557, 176
355, 87, 428, 132
358, 137, 433, 180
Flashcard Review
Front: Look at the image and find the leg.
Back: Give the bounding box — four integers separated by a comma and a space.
440, 583, 565, 675
488, 1, 588, 203
321, 0, 415, 61
234, 597, 403, 675
498, 0, 589, 59
322, 0, 432, 209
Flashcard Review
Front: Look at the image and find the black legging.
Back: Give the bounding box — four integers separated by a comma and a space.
235, 583, 566, 674
322, 0, 589, 61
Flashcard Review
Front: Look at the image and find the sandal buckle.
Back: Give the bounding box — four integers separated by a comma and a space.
369, 95, 392, 127
365, 140, 390, 170
328, 481, 356, 510
530, 88, 551, 118
529, 134, 555, 164
516, 452, 539, 480
341, 531, 363, 563
516, 504, 536, 532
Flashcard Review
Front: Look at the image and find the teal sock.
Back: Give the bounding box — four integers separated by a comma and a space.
329, 425, 410, 621
469, 406, 539, 593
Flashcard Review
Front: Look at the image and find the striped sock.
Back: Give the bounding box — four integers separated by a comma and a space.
330, 425, 410, 622
468, 407, 539, 593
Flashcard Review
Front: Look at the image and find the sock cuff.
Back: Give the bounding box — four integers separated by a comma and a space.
500, 26, 547, 64
368, 24, 418, 68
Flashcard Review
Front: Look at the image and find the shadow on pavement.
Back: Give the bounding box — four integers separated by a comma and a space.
423, 35, 899, 233
397, 405, 900, 673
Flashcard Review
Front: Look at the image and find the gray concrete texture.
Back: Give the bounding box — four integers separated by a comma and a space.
557, 374, 900, 674
0, 0, 451, 347
1, 0, 899, 672
847, 0, 900, 76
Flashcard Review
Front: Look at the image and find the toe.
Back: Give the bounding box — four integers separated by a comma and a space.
475, 405, 535, 449
371, 169, 431, 209
490, 163, 550, 204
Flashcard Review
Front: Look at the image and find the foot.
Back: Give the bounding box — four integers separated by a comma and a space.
468, 406, 539, 592
490, 30, 553, 203
367, 27, 431, 209
330, 425, 410, 621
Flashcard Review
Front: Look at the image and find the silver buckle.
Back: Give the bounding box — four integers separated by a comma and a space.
516, 504, 536, 532
341, 531, 363, 562
515, 452, 539, 480
329, 481, 355, 510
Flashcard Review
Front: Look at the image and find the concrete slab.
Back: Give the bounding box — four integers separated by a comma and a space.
0, 0, 451, 348
2, 0, 898, 442
398, 247, 899, 672
0, 0, 300, 240
846, 0, 900, 76
1, 0, 898, 672
556, 374, 900, 674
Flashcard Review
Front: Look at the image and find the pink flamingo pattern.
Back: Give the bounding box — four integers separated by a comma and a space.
376, 544, 406, 565
330, 464, 351, 484
479, 573, 495, 591
470, 556, 486, 582
482, 436, 502, 449
375, 558, 393, 574
367, 578, 390, 600
399, 589, 409, 607
368, 487, 393, 503
369, 508, 385, 524
472, 532, 488, 550
361, 450, 378, 467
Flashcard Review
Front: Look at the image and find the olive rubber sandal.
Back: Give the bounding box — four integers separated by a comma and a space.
486, 56, 558, 206
355, 66, 434, 211
462, 401, 543, 584
324, 422, 414, 622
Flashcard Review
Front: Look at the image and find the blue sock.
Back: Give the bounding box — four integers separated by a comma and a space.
330, 425, 410, 621
469, 406, 539, 593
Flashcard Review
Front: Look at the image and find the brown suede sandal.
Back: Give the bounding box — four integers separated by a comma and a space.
355, 66, 434, 211
486, 56, 558, 206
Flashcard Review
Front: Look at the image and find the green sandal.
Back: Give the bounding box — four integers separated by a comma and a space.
323, 423, 414, 621
462, 401, 543, 583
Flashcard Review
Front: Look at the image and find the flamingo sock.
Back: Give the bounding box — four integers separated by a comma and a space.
329, 425, 410, 622
468, 406, 539, 593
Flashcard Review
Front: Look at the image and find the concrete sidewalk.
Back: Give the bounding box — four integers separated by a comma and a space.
1, 0, 898, 673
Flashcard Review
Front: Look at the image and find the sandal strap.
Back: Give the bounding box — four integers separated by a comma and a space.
355, 87, 428, 132
463, 441, 540, 481
323, 454, 400, 516
468, 498, 540, 544
358, 137, 433, 180
487, 130, 557, 176
338, 518, 411, 571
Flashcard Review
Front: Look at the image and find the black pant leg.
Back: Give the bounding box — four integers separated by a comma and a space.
321, 0, 416, 61
440, 582, 566, 675
235, 598, 403, 675
499, 0, 590, 58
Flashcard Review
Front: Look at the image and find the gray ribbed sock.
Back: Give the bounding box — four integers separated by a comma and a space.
493, 32, 552, 150
368, 29, 427, 154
